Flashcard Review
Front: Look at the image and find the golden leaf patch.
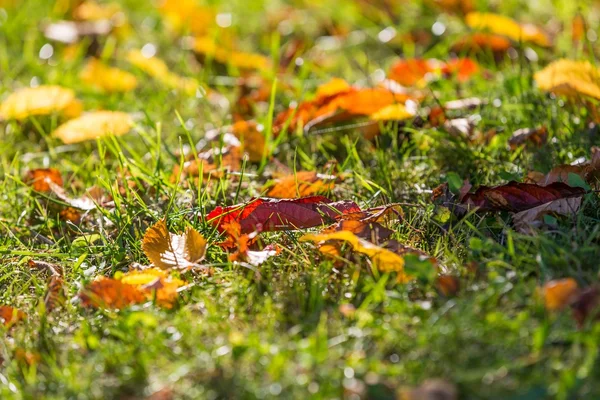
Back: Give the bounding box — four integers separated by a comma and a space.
0, 85, 82, 120
52, 111, 133, 144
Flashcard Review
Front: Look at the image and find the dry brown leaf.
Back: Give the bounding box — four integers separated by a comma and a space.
0, 306, 25, 327
141, 219, 207, 271
509, 126, 547, 149
52, 111, 133, 144
44, 276, 66, 312
512, 197, 582, 234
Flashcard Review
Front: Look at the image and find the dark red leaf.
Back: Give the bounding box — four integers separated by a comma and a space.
460, 181, 585, 212
207, 196, 360, 233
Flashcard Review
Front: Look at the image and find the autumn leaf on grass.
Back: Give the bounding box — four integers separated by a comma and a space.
0, 85, 82, 121
460, 181, 585, 212
452, 33, 511, 57
142, 219, 207, 271
158, 0, 215, 36
207, 196, 361, 234
52, 111, 133, 144
513, 197, 582, 234
193, 37, 272, 72
323, 220, 394, 245
25, 168, 63, 193
79, 277, 146, 310
119, 268, 186, 308
571, 286, 600, 327
265, 171, 336, 198
44, 276, 66, 312
80, 58, 137, 93
509, 126, 548, 149
543, 278, 580, 311
529, 148, 600, 187
218, 221, 279, 266
534, 60, 600, 100
205, 121, 266, 163
72, 0, 122, 21
0, 306, 25, 327
126, 50, 199, 94
300, 231, 409, 281
465, 12, 550, 47
388, 59, 438, 87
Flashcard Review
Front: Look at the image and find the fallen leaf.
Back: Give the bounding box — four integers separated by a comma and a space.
441, 58, 480, 82
205, 121, 266, 163
388, 59, 437, 87
571, 286, 600, 327
300, 230, 409, 279
207, 196, 361, 234
79, 277, 146, 309
119, 268, 186, 308
25, 168, 63, 193
266, 171, 336, 198
44, 276, 66, 312
436, 275, 460, 297
193, 37, 271, 71
142, 219, 207, 271
529, 148, 600, 187
52, 111, 133, 144
158, 0, 215, 36
0, 306, 25, 327
534, 59, 600, 100
509, 126, 547, 149
460, 181, 585, 212
323, 220, 394, 245
73, 0, 122, 21
465, 12, 550, 47
0, 85, 82, 121
452, 33, 512, 56
80, 58, 138, 93
513, 196, 582, 234
369, 103, 415, 122
543, 278, 579, 311
127, 50, 199, 94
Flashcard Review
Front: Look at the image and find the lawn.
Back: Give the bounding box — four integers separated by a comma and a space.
1, 0, 600, 399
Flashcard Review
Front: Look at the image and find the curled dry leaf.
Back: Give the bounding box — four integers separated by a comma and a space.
127, 50, 199, 94
80, 58, 138, 93
52, 111, 133, 144
0, 85, 82, 121
460, 181, 585, 212
207, 196, 361, 234
534, 60, 600, 100
465, 12, 550, 47
543, 278, 579, 311
25, 168, 63, 193
0, 306, 25, 327
509, 126, 547, 149
142, 219, 207, 271
265, 171, 336, 198
300, 231, 410, 280
513, 196, 582, 234
44, 276, 66, 312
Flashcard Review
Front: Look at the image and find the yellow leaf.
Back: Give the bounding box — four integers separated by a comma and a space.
0, 85, 82, 120
466, 12, 550, 47
73, 0, 122, 21
158, 0, 215, 36
80, 58, 138, 93
230, 120, 266, 162
370, 104, 414, 122
52, 111, 133, 144
126, 50, 199, 94
193, 37, 271, 71
300, 231, 408, 280
119, 268, 186, 308
141, 219, 207, 271
534, 59, 600, 100
315, 78, 352, 100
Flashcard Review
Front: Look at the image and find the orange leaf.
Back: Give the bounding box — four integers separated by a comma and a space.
79, 277, 146, 309
543, 278, 579, 311
25, 168, 63, 193
465, 12, 550, 47
0, 305, 25, 326
266, 171, 335, 198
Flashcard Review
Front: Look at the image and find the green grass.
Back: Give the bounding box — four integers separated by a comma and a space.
1, 0, 600, 399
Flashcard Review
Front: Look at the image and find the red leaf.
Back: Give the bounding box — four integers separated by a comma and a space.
207, 196, 360, 233
461, 181, 585, 212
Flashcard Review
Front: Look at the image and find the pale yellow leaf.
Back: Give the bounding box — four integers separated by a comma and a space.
80, 58, 137, 93
534, 59, 600, 100
52, 111, 132, 144
0, 85, 82, 120
466, 12, 550, 47
126, 50, 199, 94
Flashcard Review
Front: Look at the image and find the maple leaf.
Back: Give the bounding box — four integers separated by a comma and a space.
52, 111, 133, 144
534, 60, 600, 100
207, 196, 361, 234
80, 58, 138, 93
142, 219, 207, 271
460, 181, 585, 212
0, 85, 82, 121
465, 12, 550, 47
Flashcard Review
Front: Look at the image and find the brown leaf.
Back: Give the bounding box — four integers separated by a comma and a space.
44, 276, 66, 312
0, 306, 25, 327
436, 275, 460, 297
571, 286, 600, 327
142, 220, 207, 271
513, 196, 582, 234
531, 148, 600, 187
509, 126, 548, 149
460, 181, 585, 212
